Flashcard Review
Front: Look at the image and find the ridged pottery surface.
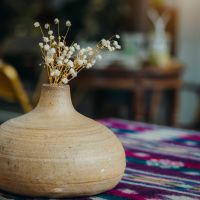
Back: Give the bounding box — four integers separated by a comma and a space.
0, 84, 126, 198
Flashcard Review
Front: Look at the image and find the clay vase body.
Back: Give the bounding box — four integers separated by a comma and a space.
0, 84, 126, 198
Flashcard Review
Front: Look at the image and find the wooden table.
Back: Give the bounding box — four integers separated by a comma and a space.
72, 62, 184, 126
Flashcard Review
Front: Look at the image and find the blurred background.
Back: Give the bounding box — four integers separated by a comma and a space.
0, 0, 200, 129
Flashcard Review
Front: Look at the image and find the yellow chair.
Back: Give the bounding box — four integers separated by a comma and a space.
0, 60, 32, 113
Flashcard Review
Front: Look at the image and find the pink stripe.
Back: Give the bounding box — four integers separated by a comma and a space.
183, 135, 200, 141
184, 162, 200, 169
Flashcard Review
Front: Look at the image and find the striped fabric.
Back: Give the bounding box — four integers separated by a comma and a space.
1, 118, 200, 200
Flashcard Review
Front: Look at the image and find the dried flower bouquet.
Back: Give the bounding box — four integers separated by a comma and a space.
34, 18, 121, 86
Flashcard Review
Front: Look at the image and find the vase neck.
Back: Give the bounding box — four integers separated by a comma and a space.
35, 84, 75, 115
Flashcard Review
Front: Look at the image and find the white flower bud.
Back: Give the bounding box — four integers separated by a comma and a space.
45, 57, 54, 64
66, 20, 71, 27
86, 63, 92, 69
66, 54, 71, 59
62, 78, 69, 84
67, 60, 74, 68
74, 44, 80, 50
59, 56, 64, 60
57, 60, 63, 66
52, 41, 57, 45
44, 23, 49, 29
77, 59, 84, 66
69, 68, 77, 77
79, 49, 86, 55
47, 51, 53, 58
64, 59, 69, 64
50, 71, 55, 77
43, 37, 49, 43
73, 73, 77, 77
50, 48, 56, 54
108, 46, 112, 52
54, 18, 59, 24
59, 42, 64, 47
69, 68, 75, 73
116, 45, 121, 49
54, 69, 61, 76
101, 39, 107, 47
39, 42, 43, 48
34, 22, 40, 27
48, 30, 53, 35
50, 35, 55, 40
68, 51, 73, 55
70, 46, 75, 52
83, 59, 87, 64
113, 41, 118, 46
44, 44, 50, 51
62, 50, 67, 55
116, 34, 120, 39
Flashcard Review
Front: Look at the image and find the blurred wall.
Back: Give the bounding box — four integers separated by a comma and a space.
176, 0, 200, 124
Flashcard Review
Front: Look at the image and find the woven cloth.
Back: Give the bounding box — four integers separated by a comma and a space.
1, 118, 200, 200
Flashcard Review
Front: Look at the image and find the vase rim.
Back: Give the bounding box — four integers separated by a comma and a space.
42, 83, 69, 89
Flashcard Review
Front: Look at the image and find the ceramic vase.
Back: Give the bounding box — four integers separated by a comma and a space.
0, 84, 126, 198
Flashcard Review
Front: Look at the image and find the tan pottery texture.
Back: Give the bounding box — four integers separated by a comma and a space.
0, 84, 126, 198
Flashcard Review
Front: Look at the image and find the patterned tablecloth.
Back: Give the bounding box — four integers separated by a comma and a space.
1, 118, 200, 200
